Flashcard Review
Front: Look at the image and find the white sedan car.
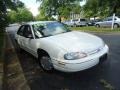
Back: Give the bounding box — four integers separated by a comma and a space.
15, 21, 109, 72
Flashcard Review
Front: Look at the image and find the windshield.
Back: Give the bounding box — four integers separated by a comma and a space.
32, 22, 71, 38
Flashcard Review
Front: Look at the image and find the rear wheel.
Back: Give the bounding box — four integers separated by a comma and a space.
96, 24, 100, 28
86, 24, 89, 26
38, 55, 54, 72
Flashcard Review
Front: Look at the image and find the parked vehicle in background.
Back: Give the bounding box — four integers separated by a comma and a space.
95, 16, 120, 28
87, 19, 102, 26
15, 21, 109, 72
63, 19, 76, 27
87, 20, 95, 26
63, 18, 88, 27
75, 18, 88, 26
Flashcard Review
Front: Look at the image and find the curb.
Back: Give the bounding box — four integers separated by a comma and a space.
3, 33, 31, 90
0, 32, 5, 90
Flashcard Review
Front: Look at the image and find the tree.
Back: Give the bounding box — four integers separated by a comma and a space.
99, 0, 120, 15
7, 10, 17, 23
0, 0, 16, 31
17, 8, 33, 22
56, 4, 81, 20
16, 0, 24, 8
37, 0, 81, 21
0, 0, 24, 32
8, 7, 33, 23
83, 0, 120, 18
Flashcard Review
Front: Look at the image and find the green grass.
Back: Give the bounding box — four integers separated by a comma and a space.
70, 26, 120, 33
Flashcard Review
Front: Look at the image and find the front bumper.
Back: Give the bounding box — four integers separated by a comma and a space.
53, 45, 109, 72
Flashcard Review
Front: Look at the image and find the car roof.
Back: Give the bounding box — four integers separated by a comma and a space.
25, 21, 57, 25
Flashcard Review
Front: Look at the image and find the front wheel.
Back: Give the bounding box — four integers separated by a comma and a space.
114, 24, 119, 28
39, 55, 54, 72
96, 24, 100, 28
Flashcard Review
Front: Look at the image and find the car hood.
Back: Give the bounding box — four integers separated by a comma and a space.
44, 31, 104, 53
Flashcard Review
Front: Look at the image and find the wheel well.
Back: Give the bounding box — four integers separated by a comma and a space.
114, 23, 119, 27
37, 49, 49, 58
96, 24, 100, 26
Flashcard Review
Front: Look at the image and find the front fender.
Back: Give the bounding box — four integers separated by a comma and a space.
38, 40, 66, 61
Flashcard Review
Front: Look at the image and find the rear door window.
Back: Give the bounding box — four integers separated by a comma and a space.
23, 25, 33, 38
17, 25, 25, 36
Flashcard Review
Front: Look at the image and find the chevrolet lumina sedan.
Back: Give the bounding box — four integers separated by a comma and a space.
15, 21, 109, 72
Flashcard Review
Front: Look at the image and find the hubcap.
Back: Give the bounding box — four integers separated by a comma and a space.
40, 56, 53, 70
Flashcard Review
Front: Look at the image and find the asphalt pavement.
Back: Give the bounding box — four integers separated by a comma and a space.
7, 26, 120, 90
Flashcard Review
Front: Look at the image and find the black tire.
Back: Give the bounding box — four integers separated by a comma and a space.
86, 24, 89, 26
96, 24, 100, 28
114, 24, 119, 28
38, 55, 54, 72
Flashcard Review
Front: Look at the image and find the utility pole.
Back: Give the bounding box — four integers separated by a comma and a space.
111, 13, 115, 30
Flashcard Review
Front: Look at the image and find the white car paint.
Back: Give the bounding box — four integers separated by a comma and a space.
15, 21, 109, 72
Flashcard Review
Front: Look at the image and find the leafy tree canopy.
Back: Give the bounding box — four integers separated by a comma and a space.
8, 7, 33, 23
0, 0, 25, 31
83, 0, 120, 18
36, 0, 81, 21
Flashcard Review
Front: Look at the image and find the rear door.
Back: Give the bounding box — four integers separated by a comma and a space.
22, 25, 35, 54
16, 25, 25, 48
106, 17, 112, 27
101, 18, 109, 27
102, 17, 113, 27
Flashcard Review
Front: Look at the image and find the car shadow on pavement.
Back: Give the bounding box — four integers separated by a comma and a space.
10, 32, 120, 90
8, 32, 111, 90
14, 45, 110, 90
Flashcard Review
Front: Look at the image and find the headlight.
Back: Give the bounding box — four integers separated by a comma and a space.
64, 52, 87, 60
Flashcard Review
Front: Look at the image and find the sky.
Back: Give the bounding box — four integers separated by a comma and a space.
19, 0, 86, 17
19, 0, 41, 16
80, 0, 86, 6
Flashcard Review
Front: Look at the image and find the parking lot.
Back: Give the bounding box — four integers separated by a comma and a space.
7, 27, 120, 90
